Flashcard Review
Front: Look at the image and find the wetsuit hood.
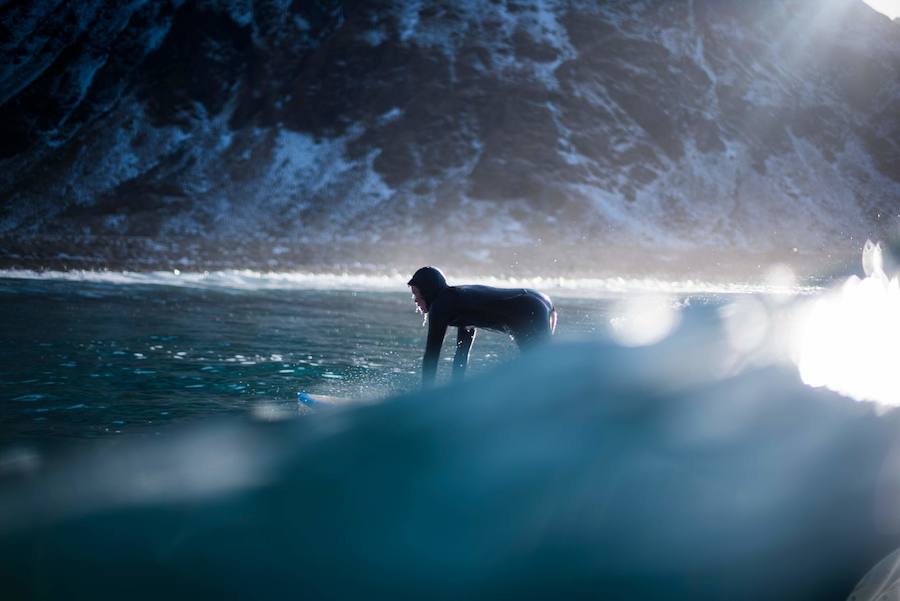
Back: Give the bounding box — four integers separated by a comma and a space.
408, 266, 448, 309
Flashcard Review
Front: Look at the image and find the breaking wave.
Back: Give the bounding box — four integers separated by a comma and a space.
0, 268, 821, 297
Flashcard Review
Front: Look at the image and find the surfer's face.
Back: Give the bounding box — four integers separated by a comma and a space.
410, 285, 427, 313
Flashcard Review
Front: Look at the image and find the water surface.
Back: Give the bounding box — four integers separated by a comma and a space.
1, 277, 615, 447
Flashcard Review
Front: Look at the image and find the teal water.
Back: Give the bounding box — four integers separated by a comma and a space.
2, 277, 898, 599
0, 277, 608, 446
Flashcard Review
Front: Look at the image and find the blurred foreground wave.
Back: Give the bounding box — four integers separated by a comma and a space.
1, 307, 899, 600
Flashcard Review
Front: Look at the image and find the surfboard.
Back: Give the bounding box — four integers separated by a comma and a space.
297, 391, 355, 409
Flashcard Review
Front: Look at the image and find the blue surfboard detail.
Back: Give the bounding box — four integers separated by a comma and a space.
297, 391, 317, 407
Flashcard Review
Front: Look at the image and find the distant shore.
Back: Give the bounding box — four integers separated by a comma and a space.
0, 233, 872, 284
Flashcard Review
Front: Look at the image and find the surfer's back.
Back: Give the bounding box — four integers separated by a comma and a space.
434, 285, 554, 333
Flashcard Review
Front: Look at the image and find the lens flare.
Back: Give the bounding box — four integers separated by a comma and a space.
609, 295, 681, 347
793, 241, 900, 405
863, 0, 900, 20
721, 296, 770, 354
763, 264, 798, 304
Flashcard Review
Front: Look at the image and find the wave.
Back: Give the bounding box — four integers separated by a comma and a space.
0, 268, 822, 297
0, 329, 895, 598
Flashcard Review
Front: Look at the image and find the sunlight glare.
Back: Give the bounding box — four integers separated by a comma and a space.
721, 296, 770, 354
863, 0, 900, 19
793, 241, 900, 405
764, 264, 798, 304
609, 295, 681, 347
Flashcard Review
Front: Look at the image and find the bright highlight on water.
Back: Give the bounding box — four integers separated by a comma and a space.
0, 268, 820, 297
608, 295, 682, 347
793, 241, 900, 406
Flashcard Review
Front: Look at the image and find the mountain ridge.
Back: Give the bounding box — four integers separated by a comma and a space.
1, 0, 898, 276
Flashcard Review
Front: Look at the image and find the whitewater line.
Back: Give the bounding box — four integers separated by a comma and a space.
0, 268, 821, 297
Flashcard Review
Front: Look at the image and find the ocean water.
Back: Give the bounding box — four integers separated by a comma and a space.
0, 275, 613, 447
2, 273, 899, 600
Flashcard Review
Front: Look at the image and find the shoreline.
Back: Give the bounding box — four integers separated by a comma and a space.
0, 233, 868, 285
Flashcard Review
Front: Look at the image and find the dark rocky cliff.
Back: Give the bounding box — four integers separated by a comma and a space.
1, 0, 899, 276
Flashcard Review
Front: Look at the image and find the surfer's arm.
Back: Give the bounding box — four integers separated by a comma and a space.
452, 326, 476, 381
422, 320, 447, 386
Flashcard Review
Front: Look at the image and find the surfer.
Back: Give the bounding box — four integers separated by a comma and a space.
408, 266, 557, 386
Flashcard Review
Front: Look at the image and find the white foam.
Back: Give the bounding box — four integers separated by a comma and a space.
0, 269, 820, 297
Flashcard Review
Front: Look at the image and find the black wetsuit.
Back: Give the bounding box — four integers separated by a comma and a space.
408, 267, 557, 386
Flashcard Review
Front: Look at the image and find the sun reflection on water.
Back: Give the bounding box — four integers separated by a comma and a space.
793, 241, 900, 406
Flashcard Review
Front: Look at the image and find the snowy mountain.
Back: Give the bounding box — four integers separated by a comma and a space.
1, 0, 899, 276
